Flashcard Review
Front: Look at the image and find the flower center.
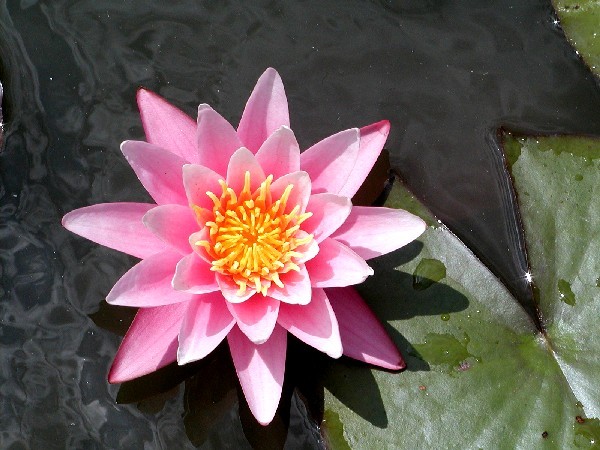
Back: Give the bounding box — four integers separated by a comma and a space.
194, 172, 313, 297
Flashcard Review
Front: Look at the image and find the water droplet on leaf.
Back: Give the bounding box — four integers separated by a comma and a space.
412, 258, 447, 291
413, 332, 479, 374
558, 279, 576, 306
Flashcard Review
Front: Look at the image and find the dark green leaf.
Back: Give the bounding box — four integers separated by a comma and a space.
322, 134, 600, 447
553, 0, 600, 76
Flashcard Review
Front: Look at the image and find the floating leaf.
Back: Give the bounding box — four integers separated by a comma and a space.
506, 134, 600, 418
322, 410, 352, 450
322, 133, 600, 447
553, 0, 600, 76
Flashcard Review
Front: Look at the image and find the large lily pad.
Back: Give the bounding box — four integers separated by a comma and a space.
553, 0, 600, 76
322, 134, 600, 448
505, 134, 600, 419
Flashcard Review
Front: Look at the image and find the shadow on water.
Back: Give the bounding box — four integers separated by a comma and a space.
360, 243, 470, 321
96, 306, 324, 449
320, 245, 470, 429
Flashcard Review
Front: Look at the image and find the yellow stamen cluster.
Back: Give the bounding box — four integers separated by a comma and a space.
194, 171, 313, 296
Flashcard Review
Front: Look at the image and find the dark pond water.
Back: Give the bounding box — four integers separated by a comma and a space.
1, 0, 599, 448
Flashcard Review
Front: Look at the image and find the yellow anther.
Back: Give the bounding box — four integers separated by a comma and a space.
192, 171, 313, 298
236, 281, 247, 296
194, 240, 211, 251
271, 272, 284, 288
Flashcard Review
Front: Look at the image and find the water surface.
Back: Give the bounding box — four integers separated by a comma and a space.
1, 1, 599, 448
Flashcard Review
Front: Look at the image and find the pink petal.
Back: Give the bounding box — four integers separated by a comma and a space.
299, 128, 360, 194
136, 88, 197, 163
196, 104, 243, 176
303, 193, 352, 242
216, 273, 256, 303
177, 292, 236, 365
268, 265, 312, 305
107, 250, 194, 307
338, 121, 391, 198
172, 253, 220, 294
331, 206, 427, 260
120, 140, 188, 206
182, 164, 224, 210
326, 287, 404, 370
269, 171, 311, 214
305, 238, 373, 288
62, 203, 168, 259
108, 302, 187, 383
227, 296, 280, 344
255, 126, 300, 179
226, 148, 266, 193
143, 205, 198, 255
294, 231, 319, 264
188, 229, 214, 265
237, 68, 290, 153
278, 288, 342, 358
228, 325, 287, 425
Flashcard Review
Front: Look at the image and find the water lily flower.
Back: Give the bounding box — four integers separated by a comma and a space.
62, 68, 426, 425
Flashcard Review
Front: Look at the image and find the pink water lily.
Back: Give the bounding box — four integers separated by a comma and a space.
62, 68, 426, 425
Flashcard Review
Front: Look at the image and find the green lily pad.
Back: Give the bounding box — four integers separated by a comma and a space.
553, 0, 600, 76
322, 410, 352, 450
506, 134, 600, 419
321, 134, 600, 447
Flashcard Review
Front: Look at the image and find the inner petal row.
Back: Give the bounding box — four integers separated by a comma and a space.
194, 171, 313, 297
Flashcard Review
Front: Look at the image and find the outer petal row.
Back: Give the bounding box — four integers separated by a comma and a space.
331, 206, 427, 260
108, 286, 402, 423
298, 121, 390, 198
278, 288, 342, 358
228, 325, 287, 425
108, 288, 403, 372
136, 88, 197, 164
339, 121, 391, 198
237, 67, 290, 154
62, 202, 168, 259
326, 287, 405, 370
121, 140, 188, 206
106, 250, 196, 307
136, 74, 390, 203
136, 68, 293, 182
300, 128, 360, 195
108, 301, 187, 383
